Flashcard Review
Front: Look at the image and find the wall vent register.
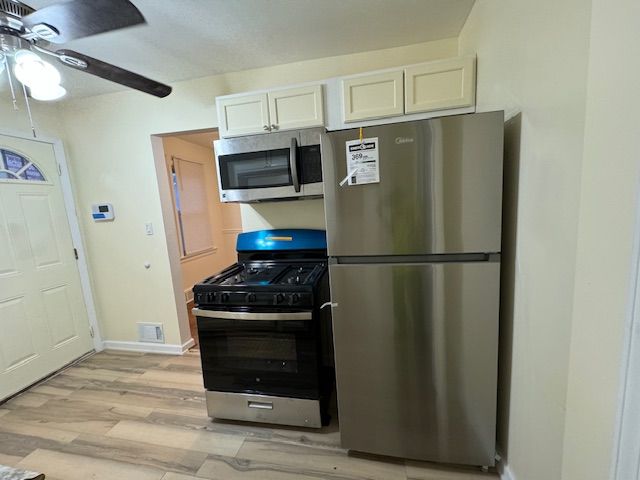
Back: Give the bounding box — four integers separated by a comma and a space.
137, 322, 165, 343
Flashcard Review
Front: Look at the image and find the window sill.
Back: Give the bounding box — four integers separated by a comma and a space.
180, 247, 218, 263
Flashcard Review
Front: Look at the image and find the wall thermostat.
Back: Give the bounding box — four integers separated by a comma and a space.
91, 203, 114, 222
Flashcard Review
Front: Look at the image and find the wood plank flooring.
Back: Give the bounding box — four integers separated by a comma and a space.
0, 350, 496, 480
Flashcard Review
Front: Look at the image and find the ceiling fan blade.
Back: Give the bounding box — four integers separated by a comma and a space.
56, 49, 172, 98
21, 0, 145, 44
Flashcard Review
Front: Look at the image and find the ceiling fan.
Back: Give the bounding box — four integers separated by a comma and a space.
0, 0, 172, 101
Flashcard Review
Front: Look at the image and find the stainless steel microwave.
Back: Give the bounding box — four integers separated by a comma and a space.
214, 127, 324, 203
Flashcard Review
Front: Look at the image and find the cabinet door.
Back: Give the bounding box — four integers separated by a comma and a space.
217, 93, 270, 138
268, 85, 324, 131
342, 70, 404, 122
404, 56, 476, 114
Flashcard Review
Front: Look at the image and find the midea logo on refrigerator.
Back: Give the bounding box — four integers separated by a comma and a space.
395, 137, 414, 144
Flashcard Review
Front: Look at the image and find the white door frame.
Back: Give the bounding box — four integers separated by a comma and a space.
0, 128, 103, 352
612, 184, 640, 480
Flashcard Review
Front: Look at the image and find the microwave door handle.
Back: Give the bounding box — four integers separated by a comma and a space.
290, 137, 301, 193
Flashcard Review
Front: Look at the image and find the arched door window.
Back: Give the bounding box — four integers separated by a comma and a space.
0, 148, 46, 181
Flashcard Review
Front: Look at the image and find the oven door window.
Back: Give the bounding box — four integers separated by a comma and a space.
218, 148, 292, 190
198, 317, 320, 399
222, 333, 298, 372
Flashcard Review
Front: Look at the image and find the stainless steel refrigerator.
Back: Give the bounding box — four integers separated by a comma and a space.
320, 111, 504, 467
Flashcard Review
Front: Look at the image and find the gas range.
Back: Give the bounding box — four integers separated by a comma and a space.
193, 260, 326, 309
192, 229, 334, 429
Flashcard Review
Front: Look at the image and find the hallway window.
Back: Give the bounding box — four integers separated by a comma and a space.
171, 156, 214, 257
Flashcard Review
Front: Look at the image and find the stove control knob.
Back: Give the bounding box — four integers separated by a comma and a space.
221, 293, 230, 303
246, 293, 256, 303
206, 292, 214, 303
290, 293, 300, 305
275, 293, 285, 304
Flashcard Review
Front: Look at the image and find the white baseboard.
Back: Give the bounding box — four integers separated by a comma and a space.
499, 463, 515, 480
102, 338, 195, 355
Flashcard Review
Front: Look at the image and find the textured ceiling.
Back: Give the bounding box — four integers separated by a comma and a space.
13, 0, 474, 98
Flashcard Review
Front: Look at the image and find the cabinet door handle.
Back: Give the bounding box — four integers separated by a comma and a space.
263, 125, 270, 131
271, 124, 279, 130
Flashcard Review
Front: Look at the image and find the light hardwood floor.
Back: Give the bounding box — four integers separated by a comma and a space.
0, 350, 497, 480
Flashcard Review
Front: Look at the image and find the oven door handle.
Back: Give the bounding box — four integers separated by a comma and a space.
192, 308, 312, 321
290, 137, 301, 193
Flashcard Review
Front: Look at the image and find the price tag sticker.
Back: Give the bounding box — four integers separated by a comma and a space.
344, 137, 380, 186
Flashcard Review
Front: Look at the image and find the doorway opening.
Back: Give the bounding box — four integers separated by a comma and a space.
152, 129, 242, 347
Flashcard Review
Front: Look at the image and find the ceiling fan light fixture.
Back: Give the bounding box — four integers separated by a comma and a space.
13, 49, 62, 88
13, 49, 41, 66
29, 83, 67, 101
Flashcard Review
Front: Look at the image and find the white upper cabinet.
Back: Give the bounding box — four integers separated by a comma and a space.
268, 85, 324, 131
216, 55, 478, 136
404, 56, 476, 114
342, 70, 404, 122
217, 93, 270, 138
217, 85, 325, 138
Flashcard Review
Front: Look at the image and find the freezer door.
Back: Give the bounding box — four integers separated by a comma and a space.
329, 261, 499, 466
321, 111, 504, 256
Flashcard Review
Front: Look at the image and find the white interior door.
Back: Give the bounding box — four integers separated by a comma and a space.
0, 134, 93, 400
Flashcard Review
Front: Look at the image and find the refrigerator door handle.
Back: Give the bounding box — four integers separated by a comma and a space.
320, 301, 338, 309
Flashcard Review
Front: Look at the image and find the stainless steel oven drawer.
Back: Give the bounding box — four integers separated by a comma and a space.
205, 391, 322, 428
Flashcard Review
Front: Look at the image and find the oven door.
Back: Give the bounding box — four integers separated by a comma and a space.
215, 132, 301, 202
194, 308, 320, 399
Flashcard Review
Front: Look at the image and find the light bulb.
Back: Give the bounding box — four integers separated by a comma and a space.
13, 49, 61, 88
14, 49, 39, 63
29, 84, 67, 101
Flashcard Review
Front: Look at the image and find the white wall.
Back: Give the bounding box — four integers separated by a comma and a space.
459, 1, 592, 479
240, 199, 327, 232
57, 38, 458, 345
0, 97, 65, 139
561, 0, 640, 478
